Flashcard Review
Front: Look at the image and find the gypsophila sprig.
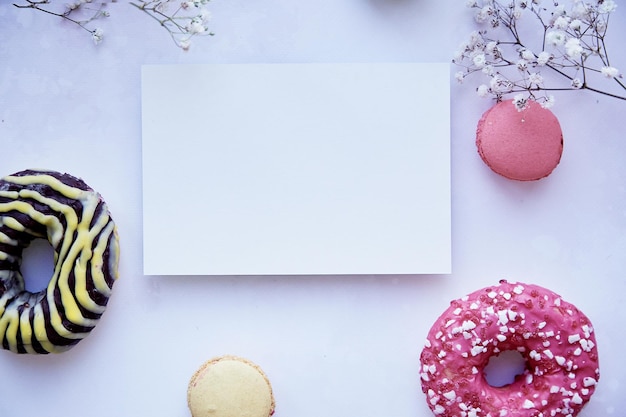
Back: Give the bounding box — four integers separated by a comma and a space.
14, 0, 109, 45
129, 0, 214, 50
13, 0, 215, 50
455, 0, 625, 111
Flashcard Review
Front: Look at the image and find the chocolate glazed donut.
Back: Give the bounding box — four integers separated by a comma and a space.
0, 169, 120, 354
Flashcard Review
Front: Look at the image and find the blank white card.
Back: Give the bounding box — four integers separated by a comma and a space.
142, 63, 450, 275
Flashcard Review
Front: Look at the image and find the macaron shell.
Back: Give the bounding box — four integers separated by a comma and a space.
476, 100, 563, 181
187, 356, 275, 417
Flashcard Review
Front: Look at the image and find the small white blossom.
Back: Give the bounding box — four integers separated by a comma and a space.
92, 27, 103, 45
570, 1, 589, 19
536, 51, 551, 66
565, 38, 583, 59
486, 41, 499, 55
179, 39, 191, 51
569, 19, 583, 31
490, 75, 513, 93
482, 64, 494, 76
473, 53, 487, 68
596, 19, 608, 33
553, 16, 570, 30
187, 20, 207, 34
541, 95, 555, 109
513, 93, 529, 111
199, 8, 212, 23
517, 59, 528, 72
466, 0, 478, 7
546, 30, 566, 47
453, 49, 465, 63
598, 0, 617, 14
571, 78, 583, 89
528, 72, 543, 86
467, 31, 483, 49
477, 84, 490, 97
521, 49, 534, 61
475, 6, 494, 23
455, 71, 466, 83
601, 66, 620, 78
553, 4, 566, 17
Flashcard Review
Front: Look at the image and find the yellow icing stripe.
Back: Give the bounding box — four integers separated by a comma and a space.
18, 307, 35, 354
6, 174, 84, 200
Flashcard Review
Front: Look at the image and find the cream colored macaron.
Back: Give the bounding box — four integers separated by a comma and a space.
187, 355, 275, 417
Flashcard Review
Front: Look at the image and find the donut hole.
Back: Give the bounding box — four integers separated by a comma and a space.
484, 350, 527, 387
21, 239, 55, 293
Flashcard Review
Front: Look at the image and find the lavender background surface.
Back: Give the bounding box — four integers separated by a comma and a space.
0, 2, 625, 416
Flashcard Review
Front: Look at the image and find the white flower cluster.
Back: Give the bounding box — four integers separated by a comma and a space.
132, 0, 214, 50
15, 0, 110, 45
455, 0, 625, 110
13, 0, 214, 50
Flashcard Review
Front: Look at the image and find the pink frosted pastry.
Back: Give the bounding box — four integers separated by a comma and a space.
476, 100, 563, 181
420, 280, 599, 417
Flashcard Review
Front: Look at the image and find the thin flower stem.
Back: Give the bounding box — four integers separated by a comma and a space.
15, 0, 214, 50
13, 1, 94, 34
456, 0, 625, 109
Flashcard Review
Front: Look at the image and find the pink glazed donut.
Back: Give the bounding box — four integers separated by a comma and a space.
420, 280, 599, 417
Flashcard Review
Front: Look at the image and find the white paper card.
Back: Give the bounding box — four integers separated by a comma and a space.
142, 63, 450, 275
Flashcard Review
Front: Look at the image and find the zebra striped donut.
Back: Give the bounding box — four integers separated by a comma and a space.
0, 169, 120, 354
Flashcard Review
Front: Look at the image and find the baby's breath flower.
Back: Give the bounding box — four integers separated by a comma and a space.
569, 19, 583, 31
473, 53, 487, 68
528, 72, 543, 86
598, 0, 617, 14
468, 31, 483, 49
477, 84, 490, 97
541, 95, 555, 109
595, 18, 608, 33
14, 0, 216, 50
486, 41, 499, 55
546, 30, 566, 47
179, 39, 191, 51
520, 49, 534, 61
536, 51, 551, 66
553, 4, 567, 17
490, 75, 513, 93
475, 6, 493, 23
601, 66, 620, 79
513, 93, 529, 111
187, 20, 207, 34
482, 64, 495, 76
92, 27, 103, 45
199, 9, 211, 23
553, 15, 570, 30
570, 1, 589, 19
565, 38, 583, 59
455, 71, 466, 83
453, 0, 625, 107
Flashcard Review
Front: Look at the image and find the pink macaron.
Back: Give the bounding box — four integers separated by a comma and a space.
476, 99, 563, 181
